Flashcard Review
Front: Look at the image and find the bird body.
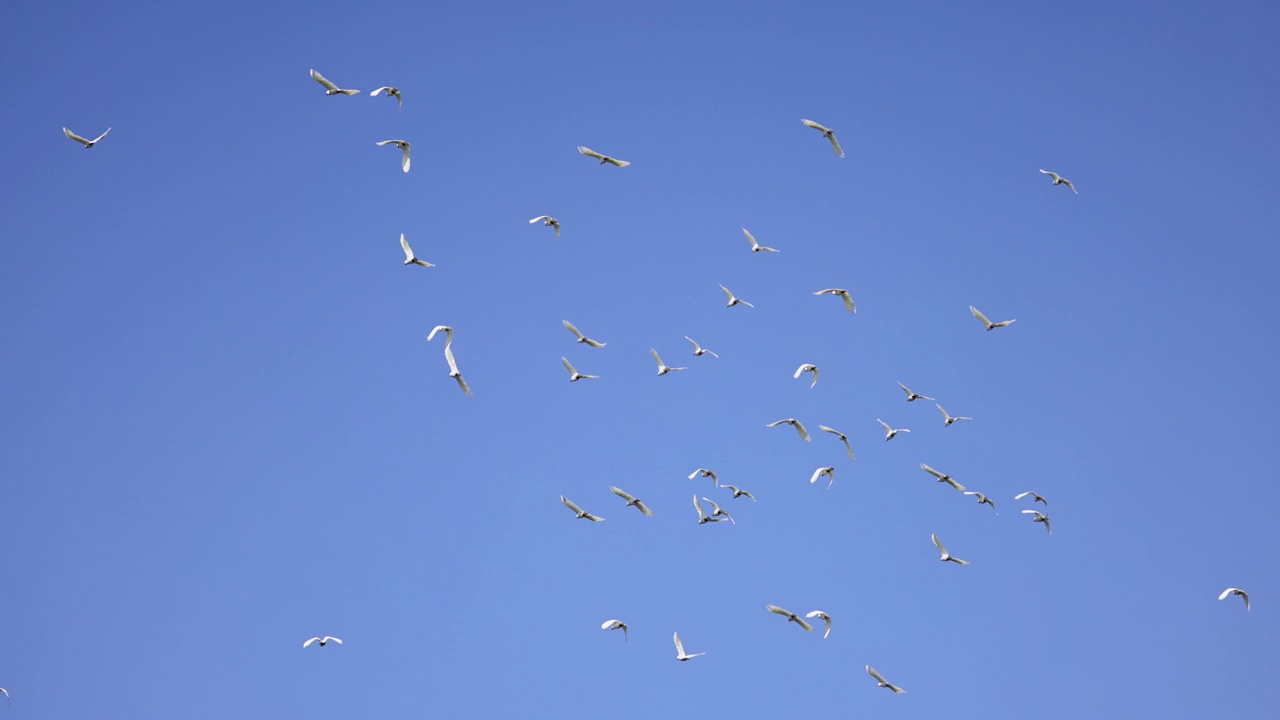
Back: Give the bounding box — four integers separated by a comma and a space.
685, 336, 718, 357
721, 484, 756, 501
964, 491, 998, 514
897, 382, 932, 401
610, 486, 654, 516
1039, 168, 1077, 193
63, 126, 111, 148
530, 216, 562, 236
1218, 588, 1250, 611
766, 604, 816, 631
651, 348, 687, 375
794, 363, 820, 388
814, 288, 856, 314
577, 146, 630, 167
601, 619, 629, 640
932, 533, 970, 564
720, 284, 754, 308
561, 495, 604, 521
310, 69, 358, 95
937, 404, 973, 426
400, 234, 434, 267
801, 118, 844, 157
1015, 491, 1048, 506
561, 356, 599, 382
674, 631, 705, 661
742, 227, 779, 253
920, 463, 965, 491
688, 468, 718, 486
375, 139, 411, 173
767, 418, 811, 442
563, 320, 606, 347
1022, 509, 1051, 535
303, 636, 343, 648
970, 305, 1016, 331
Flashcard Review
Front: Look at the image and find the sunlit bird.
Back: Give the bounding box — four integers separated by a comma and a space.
1039, 168, 1077, 193
375, 139, 411, 173
897, 382, 933, 402
742, 227, 779, 253
563, 320, 606, 347
577, 146, 630, 167
818, 425, 856, 461
1022, 509, 1051, 535
688, 468, 719, 486
964, 491, 998, 514
699, 496, 735, 524
674, 631, 705, 661
721, 484, 756, 501
920, 463, 965, 491
806, 610, 832, 639
801, 118, 844, 158
610, 486, 654, 517
878, 419, 910, 441
932, 533, 970, 565
937, 404, 973, 426
813, 287, 856, 314
561, 356, 599, 382
766, 604, 816, 632
651, 348, 687, 376
970, 305, 1016, 331
809, 466, 836, 490
794, 364, 819, 388
767, 418, 811, 442
561, 495, 604, 521
530, 215, 561, 237
720, 284, 754, 308
303, 636, 343, 648
601, 619, 629, 641
310, 69, 358, 95
685, 336, 718, 358
866, 665, 905, 694
369, 86, 402, 107
63, 126, 111, 148
400, 233, 434, 267
1015, 491, 1048, 506
1218, 588, 1250, 611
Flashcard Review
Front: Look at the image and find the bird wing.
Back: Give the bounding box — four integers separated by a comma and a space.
443, 344, 461, 374
673, 631, 685, 656
529, 216, 550, 224
1015, 491, 1033, 501
741, 227, 760, 249
63, 127, 91, 145
720, 284, 735, 302
651, 348, 665, 369
932, 533, 947, 554
371, 86, 391, 96
809, 467, 824, 484
878, 419, 892, 432
795, 616, 816, 631
970, 305, 992, 327
427, 325, 451, 344
942, 477, 965, 491
303, 637, 320, 647
1039, 169, 1060, 181
453, 372, 472, 396
793, 365, 807, 379
898, 382, 912, 397
920, 463, 946, 480
801, 118, 830, 133
766, 604, 792, 618
866, 666, 887, 683
700, 496, 723, 514
685, 336, 701, 352
400, 144, 411, 172
89, 128, 111, 144
806, 611, 832, 638
1219, 588, 1237, 601
937, 404, 951, 421
577, 146, 605, 160
605, 156, 630, 167
791, 420, 811, 441
692, 494, 708, 520
400, 234, 415, 262
561, 356, 578, 376
826, 132, 844, 158
635, 500, 654, 517
563, 320, 586, 341
602, 619, 622, 630
840, 291, 855, 313
561, 495, 583, 514
324, 637, 343, 644
310, 69, 339, 91
610, 485, 636, 502
817, 425, 844, 439
583, 512, 604, 522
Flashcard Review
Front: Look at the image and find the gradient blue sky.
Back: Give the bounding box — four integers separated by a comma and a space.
2, 1, 1277, 717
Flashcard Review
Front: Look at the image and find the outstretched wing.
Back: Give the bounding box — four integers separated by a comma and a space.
63, 127, 91, 145
577, 146, 604, 160
970, 305, 992, 327
610, 486, 636, 502
310, 69, 340, 91
563, 320, 587, 341
400, 233, 416, 262
801, 118, 830, 133
561, 495, 584, 514
826, 132, 844, 158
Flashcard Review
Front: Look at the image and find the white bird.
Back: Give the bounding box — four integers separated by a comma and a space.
877, 419, 910, 441
673, 631, 705, 661
63, 126, 111, 148
741, 227, 779, 253
897, 382, 933, 402
720, 284, 754, 308
303, 636, 343, 648
601, 619, 629, 641
1022, 509, 1051, 535
400, 233, 434, 267
813, 288, 856, 314
561, 495, 604, 522
766, 418, 811, 442
920, 463, 965, 491
651, 348, 687, 376
809, 466, 836, 490
369, 86, 402, 107
866, 665, 905, 694
529, 215, 561, 236
1218, 588, 1250, 611
818, 425, 856, 461
577, 146, 630, 167
1039, 168, 1077, 193
932, 533, 970, 565
806, 610, 832, 639
561, 356, 599, 382
610, 486, 654, 517
970, 305, 1016, 331
427, 324, 453, 346
688, 468, 719, 486
937, 404, 973, 427
444, 344, 473, 396
375, 139, 411, 173
801, 118, 844, 157
1015, 491, 1048, 506
563, 320, 606, 347
721, 484, 756, 502
766, 604, 815, 632
794, 363, 819, 388
964, 491, 998, 514
693, 494, 727, 524
685, 336, 718, 358
700, 496, 735, 524
310, 69, 358, 95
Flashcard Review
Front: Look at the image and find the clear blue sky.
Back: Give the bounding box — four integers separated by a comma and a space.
2, 1, 1277, 716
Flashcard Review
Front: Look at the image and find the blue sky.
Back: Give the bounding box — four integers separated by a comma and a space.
2, 1, 1278, 716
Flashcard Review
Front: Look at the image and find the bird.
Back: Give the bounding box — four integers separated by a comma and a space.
303, 636, 343, 648
688, 468, 719, 486
963, 491, 998, 514
427, 325, 453, 346
444, 344, 473, 396
310, 69, 358, 95
932, 533, 970, 565
1039, 168, 1077, 193
794, 364, 820, 388
818, 425, 856, 461
563, 320, 606, 347
937, 404, 973, 426
601, 619, 628, 641
721, 484, 756, 502
685, 336, 718, 357
369, 86, 402, 107
400, 233, 434, 267
806, 610, 832, 639
673, 631, 705, 661
63, 126, 111, 148
529, 215, 561, 237
693, 494, 727, 524
720, 284, 754, 308
375, 139, 411, 173
561, 356, 599, 382
742, 227, 779, 253
1022, 509, 1051, 535
609, 486, 654, 517
970, 305, 1016, 331
813, 288, 856, 314
920, 463, 965, 491
897, 382, 933, 402
561, 495, 604, 521
766, 604, 816, 632
1218, 588, 1250, 611
651, 348, 687, 376
767, 418, 811, 442
700, 496, 735, 524
577, 146, 630, 167
877, 419, 910, 441
809, 466, 836, 490
801, 118, 844, 157
1015, 491, 1048, 506
866, 665, 905, 694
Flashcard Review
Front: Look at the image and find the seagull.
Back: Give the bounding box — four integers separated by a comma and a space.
577, 146, 630, 167
375, 139, 411, 173
610, 486, 654, 517
809, 466, 836, 490
310, 69, 358, 95
721, 484, 756, 502
63, 127, 111, 148
651, 348, 687, 376
673, 631, 705, 661
400, 233, 434, 267
766, 418, 811, 442
877, 419, 910, 441
794, 364, 819, 388
920, 463, 965, 491
444, 344, 473, 396
1022, 509, 1051, 535
699, 496, 735, 524
897, 382, 933, 402
1015, 491, 1048, 506
937, 404, 973, 427
801, 118, 844, 158
742, 227, 779, 253
303, 636, 343, 648
964, 491, 998, 514
370, 86, 402, 107
1218, 588, 1250, 611
688, 468, 719, 486
1039, 169, 1077, 193
563, 320, 606, 347
813, 288, 856, 314
720, 284, 754, 308
561, 356, 599, 382
866, 665, 905, 694
693, 494, 727, 524
818, 425, 856, 461
529, 216, 561, 237
766, 604, 816, 632
561, 495, 604, 522
601, 619, 629, 641
970, 305, 1016, 331
805, 610, 832, 639
685, 336, 718, 358
932, 533, 970, 565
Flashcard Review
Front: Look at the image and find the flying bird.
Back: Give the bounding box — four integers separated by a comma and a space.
310, 69, 358, 95
814, 288, 856, 314
577, 146, 630, 167
427, 325, 453, 346
444, 344, 472, 396
766, 604, 816, 632
685, 336, 718, 357
63, 126, 111, 148
1039, 168, 1077, 193
529, 216, 561, 236
673, 631, 705, 661
699, 496, 735, 524
963, 491, 998, 514
563, 320, 606, 347
688, 468, 719, 486
920, 463, 965, 491
932, 533, 970, 565
793, 364, 819, 388
877, 419, 910, 441
693, 494, 727, 524
601, 619, 629, 640
897, 382, 933, 401
1218, 588, 1250, 611
801, 118, 844, 157
866, 665, 905, 694
970, 305, 1016, 331
369, 86, 402, 106
805, 610, 832, 639
809, 466, 836, 490
400, 233, 434, 267
720, 284, 754, 308
375, 139, 411, 173
818, 425, 856, 461
937, 404, 973, 426
651, 348, 687, 376
561, 495, 604, 521
741, 227, 779, 253
766, 418, 811, 442
303, 636, 343, 648
1022, 509, 1051, 535
609, 486, 654, 517
721, 484, 756, 501
1015, 491, 1048, 506
561, 356, 599, 382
